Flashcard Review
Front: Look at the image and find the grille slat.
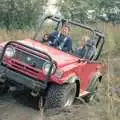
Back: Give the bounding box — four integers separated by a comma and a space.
10, 60, 39, 78
11, 60, 39, 74
14, 49, 46, 69
3, 47, 46, 79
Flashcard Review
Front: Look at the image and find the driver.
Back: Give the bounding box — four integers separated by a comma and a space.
48, 25, 72, 53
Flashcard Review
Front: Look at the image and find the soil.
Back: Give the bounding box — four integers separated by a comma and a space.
0, 92, 106, 120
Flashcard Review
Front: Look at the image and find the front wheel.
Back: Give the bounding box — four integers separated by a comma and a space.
0, 82, 7, 95
45, 83, 76, 108
34, 95, 44, 111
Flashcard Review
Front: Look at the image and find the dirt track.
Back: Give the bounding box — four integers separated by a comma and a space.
0, 61, 120, 120
0, 92, 107, 120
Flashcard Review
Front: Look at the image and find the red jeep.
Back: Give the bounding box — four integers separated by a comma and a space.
0, 16, 104, 110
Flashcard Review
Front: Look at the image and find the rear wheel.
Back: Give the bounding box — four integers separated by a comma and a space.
45, 83, 76, 108
84, 78, 100, 103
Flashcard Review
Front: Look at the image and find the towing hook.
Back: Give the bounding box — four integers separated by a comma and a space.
0, 72, 6, 78
0, 72, 7, 83
0, 67, 8, 78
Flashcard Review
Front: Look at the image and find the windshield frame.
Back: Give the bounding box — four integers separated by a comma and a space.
33, 15, 96, 40
33, 15, 104, 61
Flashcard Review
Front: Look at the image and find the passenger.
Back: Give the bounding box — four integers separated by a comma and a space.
84, 40, 96, 60
48, 25, 72, 53
75, 36, 96, 60
74, 36, 89, 58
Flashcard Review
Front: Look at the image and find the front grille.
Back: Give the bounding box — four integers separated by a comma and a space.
3, 48, 47, 79
13, 49, 46, 69
11, 60, 39, 76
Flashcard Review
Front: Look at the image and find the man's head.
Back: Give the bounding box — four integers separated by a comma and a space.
60, 25, 70, 36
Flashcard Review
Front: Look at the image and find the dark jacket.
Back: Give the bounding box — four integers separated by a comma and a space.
75, 40, 96, 60
48, 31, 72, 52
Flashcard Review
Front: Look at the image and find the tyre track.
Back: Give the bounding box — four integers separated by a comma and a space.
0, 93, 106, 120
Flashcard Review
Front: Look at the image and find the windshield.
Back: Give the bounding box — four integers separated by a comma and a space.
35, 17, 94, 48
34, 16, 99, 60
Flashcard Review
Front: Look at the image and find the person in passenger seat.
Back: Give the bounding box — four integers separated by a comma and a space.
74, 36, 89, 57
83, 40, 96, 60
48, 25, 72, 53
75, 36, 96, 60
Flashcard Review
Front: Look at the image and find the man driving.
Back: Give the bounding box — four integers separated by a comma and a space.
48, 25, 72, 53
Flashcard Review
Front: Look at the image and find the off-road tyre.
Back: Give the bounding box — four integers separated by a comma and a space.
45, 83, 76, 108
0, 82, 7, 95
34, 95, 44, 111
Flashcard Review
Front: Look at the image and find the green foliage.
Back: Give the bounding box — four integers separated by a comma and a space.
0, 0, 120, 30
58, 0, 89, 23
0, 0, 46, 30
57, 0, 120, 24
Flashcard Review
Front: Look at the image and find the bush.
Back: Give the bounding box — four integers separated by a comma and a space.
0, 0, 46, 30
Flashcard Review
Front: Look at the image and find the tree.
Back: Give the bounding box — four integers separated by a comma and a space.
0, 0, 47, 30
57, 0, 89, 23
57, 0, 120, 24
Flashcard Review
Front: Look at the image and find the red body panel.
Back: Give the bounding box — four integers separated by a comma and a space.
19, 39, 79, 67
56, 61, 102, 90
0, 39, 103, 92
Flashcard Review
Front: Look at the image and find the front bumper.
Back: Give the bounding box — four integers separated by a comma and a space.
0, 65, 46, 92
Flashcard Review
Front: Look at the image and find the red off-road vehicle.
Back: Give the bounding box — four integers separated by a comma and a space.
0, 16, 104, 110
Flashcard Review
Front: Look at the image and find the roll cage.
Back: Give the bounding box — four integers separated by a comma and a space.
33, 15, 105, 61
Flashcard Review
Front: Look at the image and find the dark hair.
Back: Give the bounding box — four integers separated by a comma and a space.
62, 24, 70, 31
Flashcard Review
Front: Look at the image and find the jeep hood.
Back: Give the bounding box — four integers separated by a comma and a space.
0, 39, 79, 67
20, 39, 79, 67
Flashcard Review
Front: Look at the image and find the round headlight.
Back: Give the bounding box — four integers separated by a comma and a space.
5, 46, 16, 58
42, 62, 56, 75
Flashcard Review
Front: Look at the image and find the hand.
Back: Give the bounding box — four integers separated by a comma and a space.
48, 41, 52, 45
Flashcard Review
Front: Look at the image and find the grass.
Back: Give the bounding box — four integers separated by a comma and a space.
97, 22, 120, 56
0, 22, 120, 120
0, 29, 34, 42
95, 22, 120, 120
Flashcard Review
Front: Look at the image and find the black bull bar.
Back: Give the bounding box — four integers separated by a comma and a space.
0, 41, 56, 89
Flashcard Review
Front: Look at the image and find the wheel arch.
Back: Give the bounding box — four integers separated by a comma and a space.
64, 76, 80, 97
98, 75, 102, 82
87, 72, 103, 92
75, 79, 80, 97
